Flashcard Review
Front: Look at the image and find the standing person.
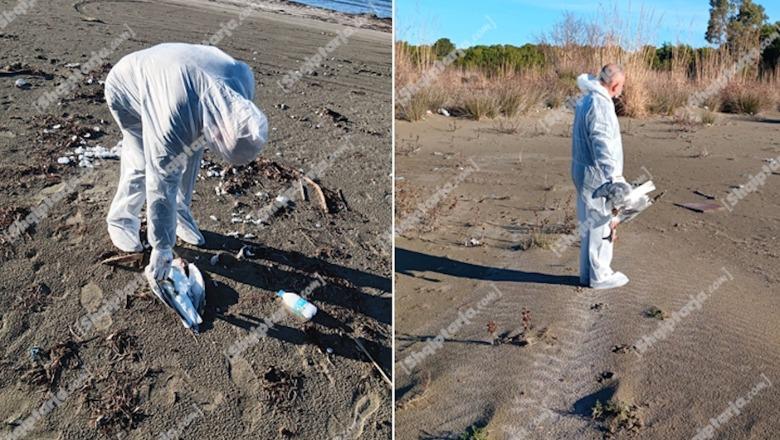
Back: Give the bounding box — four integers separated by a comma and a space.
104, 43, 268, 282
571, 63, 629, 289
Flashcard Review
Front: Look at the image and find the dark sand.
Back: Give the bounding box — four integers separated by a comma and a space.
0, 0, 391, 438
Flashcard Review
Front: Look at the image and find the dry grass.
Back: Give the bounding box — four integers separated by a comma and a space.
720, 81, 775, 115
395, 8, 780, 121
462, 92, 499, 120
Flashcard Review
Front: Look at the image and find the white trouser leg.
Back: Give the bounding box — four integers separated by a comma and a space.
107, 127, 145, 252
175, 146, 205, 246
587, 220, 614, 284
576, 192, 590, 286
577, 188, 615, 286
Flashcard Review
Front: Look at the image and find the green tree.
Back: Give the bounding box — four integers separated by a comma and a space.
706, 0, 732, 46
760, 21, 780, 72
432, 38, 456, 59
727, 0, 768, 52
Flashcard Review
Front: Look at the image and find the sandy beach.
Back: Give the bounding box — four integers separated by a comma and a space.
0, 0, 391, 438
394, 111, 780, 439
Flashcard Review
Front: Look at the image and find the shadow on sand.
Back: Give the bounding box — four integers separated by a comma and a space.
395, 247, 579, 286
169, 230, 391, 369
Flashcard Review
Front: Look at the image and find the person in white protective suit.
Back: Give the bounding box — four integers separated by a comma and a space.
571, 64, 629, 290
104, 43, 268, 282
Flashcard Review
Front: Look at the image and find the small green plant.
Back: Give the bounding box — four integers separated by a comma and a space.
701, 109, 716, 125
592, 399, 643, 434
459, 425, 488, 440
644, 306, 667, 320
514, 233, 555, 251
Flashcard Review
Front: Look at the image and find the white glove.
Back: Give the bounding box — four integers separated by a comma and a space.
146, 247, 173, 281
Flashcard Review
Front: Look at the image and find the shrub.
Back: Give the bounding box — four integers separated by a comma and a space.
720, 83, 771, 115
701, 109, 716, 125
463, 93, 499, 120
648, 81, 688, 115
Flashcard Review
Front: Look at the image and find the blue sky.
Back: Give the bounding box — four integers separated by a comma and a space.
395, 0, 780, 48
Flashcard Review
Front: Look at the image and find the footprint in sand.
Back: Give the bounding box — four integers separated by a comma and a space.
226, 356, 265, 434
330, 384, 383, 439
79, 282, 111, 331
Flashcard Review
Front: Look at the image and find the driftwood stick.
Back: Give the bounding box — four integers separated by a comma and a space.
302, 176, 328, 213
350, 335, 391, 386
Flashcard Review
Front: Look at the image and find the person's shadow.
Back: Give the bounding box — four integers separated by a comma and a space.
395, 248, 579, 286
214, 306, 390, 368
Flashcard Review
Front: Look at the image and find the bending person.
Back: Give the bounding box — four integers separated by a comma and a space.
104, 43, 268, 281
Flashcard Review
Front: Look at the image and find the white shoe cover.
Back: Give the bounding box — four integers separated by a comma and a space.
108, 224, 143, 252
176, 218, 205, 246
591, 271, 629, 290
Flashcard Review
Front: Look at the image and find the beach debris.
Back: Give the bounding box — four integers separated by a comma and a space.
88, 367, 152, 435
236, 245, 255, 260
301, 176, 328, 212
99, 252, 145, 269
14, 78, 30, 89
15, 283, 50, 313
521, 307, 532, 333
28, 346, 44, 363
611, 344, 633, 354
597, 371, 615, 383
1, 63, 51, 78
438, 108, 450, 117
277, 290, 317, 321
148, 258, 205, 333
106, 330, 140, 362
261, 367, 303, 408
674, 202, 723, 213
487, 320, 497, 340
351, 335, 392, 386
20, 340, 82, 390
318, 107, 350, 125
533, 327, 557, 345
71, 144, 121, 168
465, 237, 482, 247
693, 190, 715, 200
210, 251, 237, 267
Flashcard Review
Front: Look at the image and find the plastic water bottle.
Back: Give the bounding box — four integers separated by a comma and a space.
276, 290, 317, 320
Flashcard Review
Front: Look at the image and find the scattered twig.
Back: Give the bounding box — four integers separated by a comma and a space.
350, 336, 391, 386
99, 252, 145, 269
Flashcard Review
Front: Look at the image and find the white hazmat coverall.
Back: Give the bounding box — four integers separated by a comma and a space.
104, 43, 268, 280
571, 74, 628, 289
